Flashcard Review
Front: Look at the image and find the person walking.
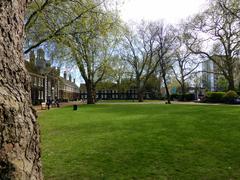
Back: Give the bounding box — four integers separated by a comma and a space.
46, 98, 51, 110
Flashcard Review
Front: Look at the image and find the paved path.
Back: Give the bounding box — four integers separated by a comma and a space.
97, 101, 239, 106
34, 100, 239, 113
34, 101, 84, 113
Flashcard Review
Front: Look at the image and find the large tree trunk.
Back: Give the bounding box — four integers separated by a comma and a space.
137, 91, 144, 102
136, 79, 144, 102
0, 1, 42, 179
86, 81, 95, 104
227, 72, 235, 91
223, 60, 235, 91
228, 79, 235, 91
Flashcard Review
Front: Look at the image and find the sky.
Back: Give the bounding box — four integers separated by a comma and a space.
120, 0, 207, 24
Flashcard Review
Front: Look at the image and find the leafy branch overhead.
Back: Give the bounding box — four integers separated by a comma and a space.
25, 0, 106, 54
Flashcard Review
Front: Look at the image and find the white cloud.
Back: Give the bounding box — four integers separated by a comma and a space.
120, 0, 207, 24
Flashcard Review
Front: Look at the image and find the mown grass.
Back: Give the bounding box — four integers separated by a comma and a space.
39, 104, 240, 179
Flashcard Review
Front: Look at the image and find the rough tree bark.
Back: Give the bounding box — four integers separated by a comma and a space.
0, 1, 42, 179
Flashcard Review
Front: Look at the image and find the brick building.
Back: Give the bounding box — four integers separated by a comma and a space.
25, 49, 80, 105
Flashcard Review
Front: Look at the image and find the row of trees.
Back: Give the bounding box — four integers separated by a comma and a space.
0, 0, 119, 178
24, 0, 200, 104
1, 0, 240, 178
185, 0, 240, 91
116, 0, 240, 102
25, 0, 122, 104
24, 0, 240, 104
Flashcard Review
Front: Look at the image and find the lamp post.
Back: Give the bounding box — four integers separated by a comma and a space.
52, 86, 55, 99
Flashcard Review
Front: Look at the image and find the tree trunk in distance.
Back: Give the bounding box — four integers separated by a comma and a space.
180, 83, 185, 101
227, 74, 235, 91
137, 91, 144, 102
86, 81, 95, 104
0, 1, 42, 179
162, 73, 171, 104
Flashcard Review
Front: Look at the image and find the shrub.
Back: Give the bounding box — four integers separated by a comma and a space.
170, 93, 195, 101
159, 95, 165, 100
170, 94, 179, 100
183, 93, 195, 101
223, 90, 238, 104
33, 99, 43, 105
206, 92, 226, 103
237, 91, 240, 96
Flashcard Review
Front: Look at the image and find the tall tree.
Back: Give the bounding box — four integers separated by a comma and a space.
122, 22, 159, 102
59, 6, 120, 104
105, 55, 133, 92
185, 0, 240, 90
155, 23, 177, 104
172, 34, 200, 99
0, 1, 42, 179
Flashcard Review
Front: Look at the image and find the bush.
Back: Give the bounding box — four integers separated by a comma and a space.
33, 99, 43, 105
170, 94, 179, 100
223, 90, 238, 104
183, 93, 195, 101
205, 92, 226, 103
159, 96, 165, 100
237, 91, 240, 96
170, 93, 195, 101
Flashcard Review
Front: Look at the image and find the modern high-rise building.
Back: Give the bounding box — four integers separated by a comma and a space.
202, 55, 240, 91
202, 59, 218, 91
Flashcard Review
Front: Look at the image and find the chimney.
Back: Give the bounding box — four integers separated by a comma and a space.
29, 51, 35, 65
57, 67, 60, 76
73, 79, 75, 83
69, 74, 72, 82
36, 48, 46, 69
64, 71, 67, 80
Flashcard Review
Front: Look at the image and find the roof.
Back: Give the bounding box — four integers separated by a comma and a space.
59, 77, 79, 89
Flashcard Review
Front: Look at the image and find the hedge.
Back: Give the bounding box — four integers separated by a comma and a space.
170, 93, 195, 101
223, 90, 239, 104
205, 92, 226, 103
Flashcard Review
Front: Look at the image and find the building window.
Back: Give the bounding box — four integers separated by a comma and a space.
38, 90, 41, 100
41, 78, 44, 87
31, 76, 34, 85
34, 77, 37, 86
38, 78, 41, 87
41, 91, 44, 100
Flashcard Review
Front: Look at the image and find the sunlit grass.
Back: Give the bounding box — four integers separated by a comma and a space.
39, 104, 240, 179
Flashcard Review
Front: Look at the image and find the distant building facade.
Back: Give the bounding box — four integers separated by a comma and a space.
79, 83, 154, 100
202, 59, 218, 91
25, 49, 80, 105
202, 56, 240, 91
59, 72, 80, 101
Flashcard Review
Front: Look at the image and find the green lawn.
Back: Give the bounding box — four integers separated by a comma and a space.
39, 104, 240, 179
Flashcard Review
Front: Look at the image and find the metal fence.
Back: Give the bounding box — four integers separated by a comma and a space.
80, 90, 153, 100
